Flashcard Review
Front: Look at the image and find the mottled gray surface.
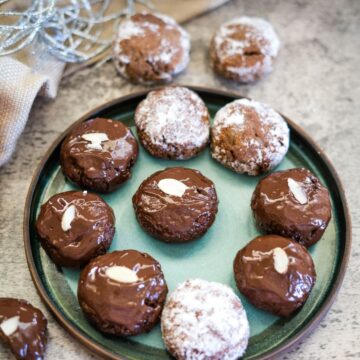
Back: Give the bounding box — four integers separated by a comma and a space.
0, 0, 359, 358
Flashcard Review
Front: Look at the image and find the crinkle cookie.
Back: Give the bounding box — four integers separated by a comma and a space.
211, 98, 289, 175
161, 279, 249, 360
113, 12, 190, 84
135, 87, 210, 160
210, 17, 280, 83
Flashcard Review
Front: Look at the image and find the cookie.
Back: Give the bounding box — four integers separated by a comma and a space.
211, 98, 289, 175
0, 298, 47, 360
60, 117, 138, 193
113, 13, 190, 84
161, 279, 249, 360
78, 250, 168, 336
132, 167, 218, 243
135, 87, 210, 160
234, 235, 316, 317
210, 17, 280, 83
36, 191, 115, 267
251, 168, 332, 247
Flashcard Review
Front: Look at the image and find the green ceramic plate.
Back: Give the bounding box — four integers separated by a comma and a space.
24, 87, 351, 360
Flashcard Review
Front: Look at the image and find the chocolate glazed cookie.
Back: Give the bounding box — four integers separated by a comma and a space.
0, 298, 47, 360
233, 235, 316, 317
132, 167, 218, 243
60, 118, 138, 193
251, 168, 332, 247
36, 191, 115, 267
78, 250, 168, 336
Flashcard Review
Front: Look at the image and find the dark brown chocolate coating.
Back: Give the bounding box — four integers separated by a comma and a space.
60, 118, 138, 192
234, 235, 316, 317
78, 250, 168, 336
36, 191, 115, 267
132, 167, 218, 243
0, 298, 47, 360
251, 168, 332, 247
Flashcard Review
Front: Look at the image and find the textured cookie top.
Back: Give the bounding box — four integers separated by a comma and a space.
113, 13, 190, 84
161, 279, 249, 360
213, 17, 280, 60
135, 87, 210, 153
211, 98, 289, 175
211, 17, 280, 82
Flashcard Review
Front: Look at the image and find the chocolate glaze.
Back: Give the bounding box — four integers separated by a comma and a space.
60, 118, 138, 193
234, 235, 316, 317
36, 191, 115, 267
132, 167, 218, 243
251, 168, 332, 247
0, 298, 47, 360
78, 250, 168, 336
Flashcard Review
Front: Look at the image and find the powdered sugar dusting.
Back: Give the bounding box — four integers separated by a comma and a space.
135, 87, 210, 151
212, 17, 280, 82
214, 16, 280, 59
227, 55, 274, 82
161, 279, 249, 360
113, 12, 190, 84
212, 99, 289, 175
115, 18, 145, 43
213, 102, 245, 131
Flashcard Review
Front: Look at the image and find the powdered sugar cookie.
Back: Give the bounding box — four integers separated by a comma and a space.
210, 17, 280, 83
211, 98, 289, 175
113, 13, 190, 85
135, 87, 210, 160
161, 279, 249, 360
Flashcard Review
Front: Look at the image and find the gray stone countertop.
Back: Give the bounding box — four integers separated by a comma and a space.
0, 0, 359, 358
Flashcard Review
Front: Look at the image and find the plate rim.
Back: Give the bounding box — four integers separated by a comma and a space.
23, 86, 352, 360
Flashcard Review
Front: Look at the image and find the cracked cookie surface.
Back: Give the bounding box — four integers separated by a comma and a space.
113, 13, 190, 85
210, 17, 280, 83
